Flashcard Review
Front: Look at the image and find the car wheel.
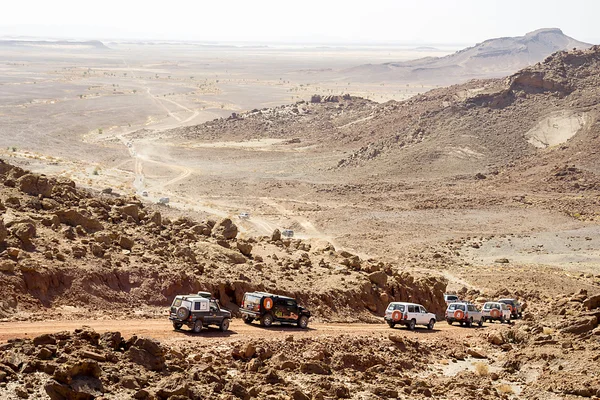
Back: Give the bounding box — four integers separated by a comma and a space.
176, 307, 189, 320
408, 319, 416, 331
297, 315, 309, 329
478, 318, 483, 327
242, 315, 254, 324
466, 318, 473, 328
500, 316, 505, 324
172, 322, 182, 330
192, 320, 203, 333
447, 320, 453, 325
427, 319, 435, 330
260, 314, 273, 327
459, 321, 464, 326
220, 318, 230, 332
388, 321, 396, 328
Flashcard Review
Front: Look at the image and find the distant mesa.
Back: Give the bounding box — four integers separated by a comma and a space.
0, 39, 109, 50
346, 28, 592, 83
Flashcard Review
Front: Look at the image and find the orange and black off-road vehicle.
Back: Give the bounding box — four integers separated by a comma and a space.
240, 292, 311, 329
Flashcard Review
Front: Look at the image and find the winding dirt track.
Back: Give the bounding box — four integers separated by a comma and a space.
0, 319, 483, 345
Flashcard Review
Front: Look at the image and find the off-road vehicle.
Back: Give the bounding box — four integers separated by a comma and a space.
384, 302, 436, 330
169, 292, 231, 333
240, 292, 311, 328
445, 302, 484, 327
498, 298, 523, 319
482, 301, 511, 323
444, 294, 460, 304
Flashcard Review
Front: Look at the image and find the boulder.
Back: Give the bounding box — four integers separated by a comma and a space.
148, 211, 162, 226
116, 204, 140, 223
368, 271, 388, 287
55, 209, 103, 233
11, 222, 36, 245
488, 332, 505, 346
126, 336, 166, 371
271, 229, 281, 241
560, 316, 598, 335
237, 241, 253, 257
0, 219, 8, 243
299, 361, 331, 375
584, 294, 600, 310
17, 173, 54, 197
213, 218, 238, 240
118, 235, 135, 250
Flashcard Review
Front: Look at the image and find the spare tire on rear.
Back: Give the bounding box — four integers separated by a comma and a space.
176, 307, 190, 320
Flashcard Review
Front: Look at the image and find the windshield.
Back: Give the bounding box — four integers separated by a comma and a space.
172, 298, 182, 307
244, 294, 262, 306
387, 304, 405, 312
448, 304, 465, 311
446, 295, 458, 301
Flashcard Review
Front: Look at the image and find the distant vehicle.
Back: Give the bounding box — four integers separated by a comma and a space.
238, 212, 250, 219
158, 197, 169, 204
141, 191, 148, 197
127, 142, 132, 148
445, 302, 484, 327
497, 298, 523, 319
444, 294, 460, 304
240, 292, 311, 328
482, 302, 511, 323
282, 229, 294, 238
169, 292, 231, 333
384, 302, 436, 330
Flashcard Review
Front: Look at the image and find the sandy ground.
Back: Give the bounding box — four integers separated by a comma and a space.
0, 318, 477, 344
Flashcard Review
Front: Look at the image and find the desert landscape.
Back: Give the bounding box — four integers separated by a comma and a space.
0, 14, 599, 400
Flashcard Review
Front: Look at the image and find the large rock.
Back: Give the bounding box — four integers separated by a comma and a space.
271, 229, 281, 241
368, 271, 388, 287
560, 316, 598, 335
212, 218, 238, 240
237, 240, 253, 257
55, 209, 103, 233
17, 173, 54, 197
126, 336, 166, 371
584, 294, 600, 310
299, 361, 331, 375
0, 219, 7, 243
116, 204, 140, 223
11, 222, 36, 245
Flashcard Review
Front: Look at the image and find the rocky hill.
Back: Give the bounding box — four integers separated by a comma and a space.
344, 29, 592, 83
167, 46, 600, 182
0, 160, 446, 321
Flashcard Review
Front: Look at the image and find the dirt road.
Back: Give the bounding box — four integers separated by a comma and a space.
0, 319, 480, 345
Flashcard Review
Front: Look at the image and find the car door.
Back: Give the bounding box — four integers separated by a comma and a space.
419, 306, 430, 324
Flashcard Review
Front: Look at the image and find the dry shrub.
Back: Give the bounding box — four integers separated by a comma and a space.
496, 384, 514, 394
473, 362, 489, 376
542, 327, 554, 335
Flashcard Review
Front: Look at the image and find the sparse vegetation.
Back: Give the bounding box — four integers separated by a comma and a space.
496, 384, 514, 394
473, 362, 489, 376
542, 327, 555, 335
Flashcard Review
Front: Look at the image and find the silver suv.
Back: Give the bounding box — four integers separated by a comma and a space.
445, 302, 484, 327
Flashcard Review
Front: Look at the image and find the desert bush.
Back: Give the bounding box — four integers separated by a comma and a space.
496, 384, 514, 394
473, 362, 489, 376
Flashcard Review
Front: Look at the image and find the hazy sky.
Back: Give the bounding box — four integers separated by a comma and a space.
1, 0, 599, 44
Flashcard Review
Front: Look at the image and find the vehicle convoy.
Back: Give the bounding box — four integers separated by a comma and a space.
498, 298, 523, 319
482, 301, 511, 323
444, 294, 460, 304
445, 302, 484, 327
384, 302, 436, 330
169, 292, 231, 333
240, 292, 311, 328
282, 229, 294, 238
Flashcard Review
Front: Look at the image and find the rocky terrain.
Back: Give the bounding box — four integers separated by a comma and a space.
0, 286, 599, 400
0, 160, 447, 322
344, 28, 592, 84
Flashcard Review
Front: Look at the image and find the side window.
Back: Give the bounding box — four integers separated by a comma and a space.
194, 302, 201, 311
275, 298, 286, 306
286, 300, 297, 308
420, 307, 427, 313
408, 305, 415, 313
210, 300, 219, 312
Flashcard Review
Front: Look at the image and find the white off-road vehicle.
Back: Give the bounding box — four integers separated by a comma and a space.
445, 302, 484, 327
384, 302, 436, 330
169, 292, 231, 333
482, 301, 511, 323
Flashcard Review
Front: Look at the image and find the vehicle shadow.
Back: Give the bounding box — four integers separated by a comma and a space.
174, 326, 238, 337
389, 326, 441, 333
245, 323, 317, 332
